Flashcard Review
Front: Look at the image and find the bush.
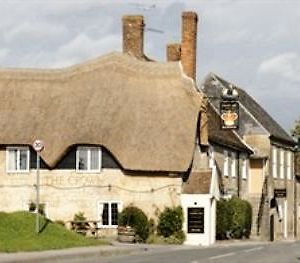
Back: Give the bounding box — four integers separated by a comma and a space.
118, 206, 150, 242
216, 199, 233, 239
28, 202, 46, 216
216, 197, 252, 240
73, 212, 87, 230
157, 206, 184, 243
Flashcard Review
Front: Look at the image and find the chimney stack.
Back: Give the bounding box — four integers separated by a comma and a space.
122, 15, 144, 58
166, 43, 181, 62
181, 11, 198, 81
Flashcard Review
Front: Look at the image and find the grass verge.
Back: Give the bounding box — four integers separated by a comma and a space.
0, 211, 108, 252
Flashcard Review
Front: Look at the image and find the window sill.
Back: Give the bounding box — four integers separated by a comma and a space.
75, 170, 102, 174
98, 225, 118, 229
7, 170, 30, 174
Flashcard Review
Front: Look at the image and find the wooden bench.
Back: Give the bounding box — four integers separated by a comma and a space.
67, 220, 101, 238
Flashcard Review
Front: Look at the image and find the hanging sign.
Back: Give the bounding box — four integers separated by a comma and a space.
220, 101, 239, 129
274, 188, 287, 198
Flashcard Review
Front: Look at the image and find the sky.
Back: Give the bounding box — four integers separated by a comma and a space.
0, 0, 299, 132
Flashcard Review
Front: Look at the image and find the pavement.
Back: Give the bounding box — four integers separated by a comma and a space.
0, 239, 278, 263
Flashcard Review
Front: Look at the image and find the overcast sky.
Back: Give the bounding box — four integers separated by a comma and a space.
0, 0, 299, 132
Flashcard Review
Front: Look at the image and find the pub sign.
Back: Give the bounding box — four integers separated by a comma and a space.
220, 101, 239, 130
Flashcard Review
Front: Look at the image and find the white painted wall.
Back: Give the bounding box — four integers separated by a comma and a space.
181, 194, 215, 246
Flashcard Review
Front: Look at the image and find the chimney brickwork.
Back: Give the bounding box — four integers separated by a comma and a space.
181, 11, 198, 81
122, 15, 144, 58
167, 43, 181, 62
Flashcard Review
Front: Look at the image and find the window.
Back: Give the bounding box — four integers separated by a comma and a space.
279, 149, 284, 179
241, 155, 248, 180
272, 147, 277, 178
286, 151, 292, 180
6, 147, 30, 173
223, 150, 229, 176
76, 147, 101, 172
98, 201, 122, 227
231, 152, 237, 178
208, 146, 215, 169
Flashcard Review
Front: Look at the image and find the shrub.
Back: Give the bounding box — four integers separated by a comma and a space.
157, 206, 184, 243
73, 212, 87, 230
118, 206, 150, 242
229, 197, 252, 239
216, 197, 252, 240
216, 199, 233, 239
28, 202, 46, 216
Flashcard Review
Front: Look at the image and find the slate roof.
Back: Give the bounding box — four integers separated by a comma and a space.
202, 73, 296, 146
0, 52, 205, 172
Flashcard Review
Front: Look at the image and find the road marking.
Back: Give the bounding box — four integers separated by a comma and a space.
190, 261, 199, 263
244, 246, 264, 253
209, 252, 236, 260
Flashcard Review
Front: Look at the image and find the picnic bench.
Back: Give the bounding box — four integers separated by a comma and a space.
66, 220, 102, 238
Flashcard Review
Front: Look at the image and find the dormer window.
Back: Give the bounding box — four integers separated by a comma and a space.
6, 147, 30, 173
76, 147, 101, 172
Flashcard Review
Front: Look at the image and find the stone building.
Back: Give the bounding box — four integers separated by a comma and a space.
202, 73, 297, 241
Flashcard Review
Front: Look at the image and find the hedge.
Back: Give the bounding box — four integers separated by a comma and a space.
216, 197, 252, 239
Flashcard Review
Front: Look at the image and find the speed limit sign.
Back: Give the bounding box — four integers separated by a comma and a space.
32, 139, 44, 152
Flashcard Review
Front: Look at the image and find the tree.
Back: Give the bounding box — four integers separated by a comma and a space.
291, 118, 300, 139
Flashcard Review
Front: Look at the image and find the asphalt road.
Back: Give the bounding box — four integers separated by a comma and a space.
62, 241, 300, 263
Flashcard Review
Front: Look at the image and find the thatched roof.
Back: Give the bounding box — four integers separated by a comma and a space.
0, 52, 204, 172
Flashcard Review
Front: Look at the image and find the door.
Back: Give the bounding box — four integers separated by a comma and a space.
270, 214, 274, 241
249, 159, 264, 194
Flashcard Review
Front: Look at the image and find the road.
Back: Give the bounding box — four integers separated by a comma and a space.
59, 241, 300, 263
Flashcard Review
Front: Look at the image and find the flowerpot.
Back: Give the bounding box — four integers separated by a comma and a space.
117, 226, 136, 243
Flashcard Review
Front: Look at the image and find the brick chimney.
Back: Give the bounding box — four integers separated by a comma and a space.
122, 15, 144, 58
166, 43, 181, 62
181, 11, 198, 81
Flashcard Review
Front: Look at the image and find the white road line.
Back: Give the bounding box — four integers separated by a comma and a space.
244, 246, 264, 253
209, 252, 236, 260
190, 261, 199, 263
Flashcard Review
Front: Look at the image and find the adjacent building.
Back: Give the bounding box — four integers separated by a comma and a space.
202, 73, 297, 241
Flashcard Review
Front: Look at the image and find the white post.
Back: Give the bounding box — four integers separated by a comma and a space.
32, 139, 44, 234
36, 153, 40, 233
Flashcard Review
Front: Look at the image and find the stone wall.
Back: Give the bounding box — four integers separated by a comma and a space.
0, 150, 182, 222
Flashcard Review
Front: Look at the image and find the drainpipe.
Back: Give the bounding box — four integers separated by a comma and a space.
237, 152, 240, 198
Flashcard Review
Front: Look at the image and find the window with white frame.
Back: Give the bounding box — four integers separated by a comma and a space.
286, 151, 292, 180
209, 146, 215, 169
224, 150, 229, 176
241, 155, 248, 180
98, 201, 122, 227
76, 147, 101, 172
231, 152, 237, 178
279, 149, 284, 179
6, 147, 30, 173
272, 146, 277, 179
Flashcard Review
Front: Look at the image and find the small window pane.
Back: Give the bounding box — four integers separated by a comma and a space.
102, 203, 109, 225
111, 203, 119, 226
90, 149, 99, 170
8, 149, 17, 171
19, 149, 28, 170
78, 149, 88, 170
